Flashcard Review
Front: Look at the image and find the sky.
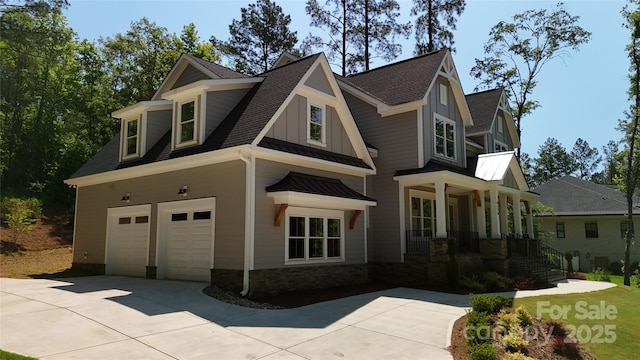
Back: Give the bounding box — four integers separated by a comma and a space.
63, 0, 629, 160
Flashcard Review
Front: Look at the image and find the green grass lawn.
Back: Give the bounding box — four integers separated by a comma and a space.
0, 350, 37, 360
514, 284, 639, 359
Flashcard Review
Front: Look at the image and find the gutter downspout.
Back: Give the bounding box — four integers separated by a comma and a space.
239, 149, 253, 296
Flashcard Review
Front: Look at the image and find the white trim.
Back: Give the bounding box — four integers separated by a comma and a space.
433, 113, 457, 161
307, 100, 327, 146
65, 146, 247, 187
105, 204, 152, 276
162, 78, 261, 100
417, 106, 424, 167
111, 100, 173, 118
284, 207, 345, 265
268, 191, 376, 211
439, 83, 448, 106
121, 117, 141, 161
398, 183, 405, 262
156, 197, 216, 280
174, 97, 199, 149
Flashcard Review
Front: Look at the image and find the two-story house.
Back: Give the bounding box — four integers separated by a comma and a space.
65, 49, 535, 297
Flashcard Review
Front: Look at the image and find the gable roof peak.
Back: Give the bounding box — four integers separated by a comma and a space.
346, 48, 448, 78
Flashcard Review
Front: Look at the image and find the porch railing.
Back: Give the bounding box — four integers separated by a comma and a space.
506, 234, 565, 274
405, 230, 481, 255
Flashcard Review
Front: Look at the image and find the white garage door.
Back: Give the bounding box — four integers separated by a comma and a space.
166, 210, 213, 281
106, 205, 151, 277
158, 198, 216, 282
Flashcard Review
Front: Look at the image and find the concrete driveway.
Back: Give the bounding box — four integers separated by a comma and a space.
0, 276, 615, 359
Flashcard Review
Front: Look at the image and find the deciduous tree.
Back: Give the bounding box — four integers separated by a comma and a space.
470, 2, 591, 158
620, 0, 640, 286
531, 138, 576, 187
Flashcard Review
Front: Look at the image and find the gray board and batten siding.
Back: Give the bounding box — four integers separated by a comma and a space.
73, 160, 247, 271
253, 158, 367, 270
265, 94, 357, 157
344, 91, 419, 263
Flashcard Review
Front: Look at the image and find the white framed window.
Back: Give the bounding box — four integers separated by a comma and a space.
439, 83, 448, 106
307, 101, 326, 146
497, 115, 504, 133
285, 207, 344, 264
409, 189, 437, 236
494, 140, 508, 152
176, 98, 198, 147
434, 114, 456, 160
122, 118, 139, 159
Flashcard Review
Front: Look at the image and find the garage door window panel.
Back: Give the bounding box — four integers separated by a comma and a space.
172, 213, 188, 221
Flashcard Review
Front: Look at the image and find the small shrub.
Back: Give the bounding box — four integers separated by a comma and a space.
610, 261, 624, 275
466, 310, 492, 345
632, 268, 640, 288
501, 352, 535, 360
566, 272, 586, 280
552, 335, 580, 357
460, 274, 487, 292
480, 271, 514, 292
1, 197, 41, 242
468, 343, 497, 360
545, 320, 567, 337
564, 252, 574, 273
592, 267, 611, 282
501, 327, 528, 353
515, 305, 533, 327
496, 310, 520, 333
471, 294, 513, 314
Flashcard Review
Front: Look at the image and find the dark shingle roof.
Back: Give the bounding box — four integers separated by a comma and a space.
184, 54, 248, 79
395, 158, 477, 178
533, 176, 640, 215
259, 137, 371, 169
340, 49, 447, 106
465, 88, 503, 134
69, 54, 324, 179
266, 172, 376, 202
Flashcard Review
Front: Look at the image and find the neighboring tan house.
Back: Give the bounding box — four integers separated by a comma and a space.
533, 175, 640, 272
65, 49, 536, 296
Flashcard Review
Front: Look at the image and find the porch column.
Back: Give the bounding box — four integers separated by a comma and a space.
489, 188, 500, 238
476, 190, 487, 239
513, 193, 522, 236
525, 201, 535, 238
499, 193, 508, 237
435, 181, 447, 238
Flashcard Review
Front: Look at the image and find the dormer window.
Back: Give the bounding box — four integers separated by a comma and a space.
434, 114, 456, 160
307, 102, 326, 146
122, 118, 140, 160
179, 100, 196, 144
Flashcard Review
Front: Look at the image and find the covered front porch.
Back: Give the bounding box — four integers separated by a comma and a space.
394, 153, 535, 261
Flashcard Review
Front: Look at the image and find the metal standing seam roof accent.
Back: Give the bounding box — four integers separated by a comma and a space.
340, 49, 447, 106
465, 88, 503, 134
266, 172, 376, 202
533, 175, 640, 216
258, 137, 371, 170
474, 151, 516, 182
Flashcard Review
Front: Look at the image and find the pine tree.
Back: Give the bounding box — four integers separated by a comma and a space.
411, 0, 465, 55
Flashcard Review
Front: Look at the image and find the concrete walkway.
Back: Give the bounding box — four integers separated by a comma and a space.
0, 276, 615, 360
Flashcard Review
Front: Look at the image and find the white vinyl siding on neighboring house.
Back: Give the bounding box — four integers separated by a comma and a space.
434, 114, 456, 160
285, 207, 344, 264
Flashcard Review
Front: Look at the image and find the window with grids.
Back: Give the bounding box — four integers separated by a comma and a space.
556, 222, 565, 238
434, 115, 456, 160
585, 222, 599, 238
308, 102, 325, 144
124, 118, 139, 157
179, 100, 196, 144
286, 210, 343, 262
